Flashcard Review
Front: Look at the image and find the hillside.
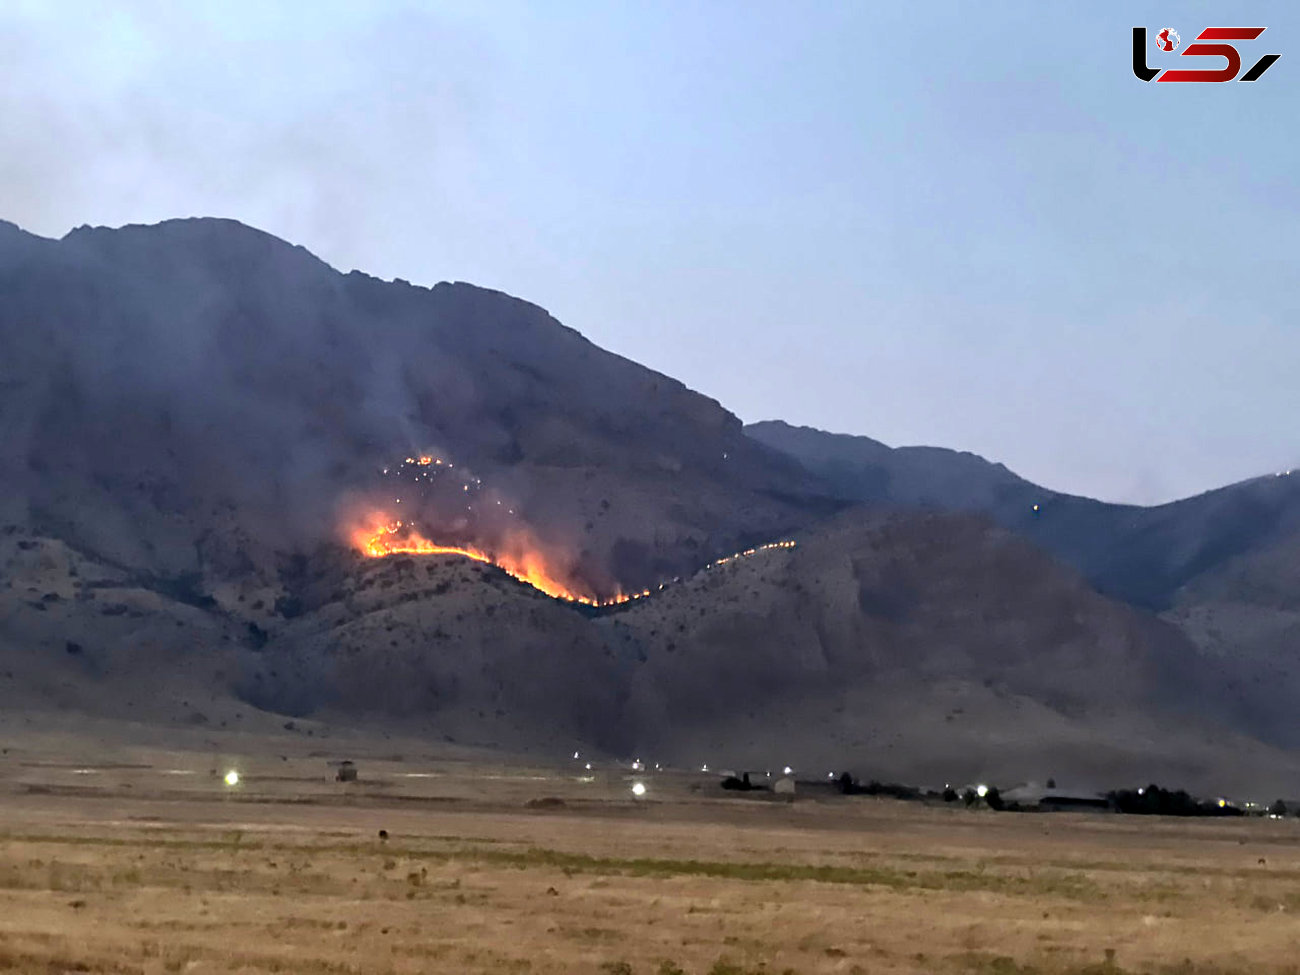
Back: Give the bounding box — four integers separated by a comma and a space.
6, 506, 1296, 794
1, 216, 1297, 793
747, 420, 1300, 612
0, 218, 832, 608
607, 508, 1297, 790
1163, 524, 1300, 743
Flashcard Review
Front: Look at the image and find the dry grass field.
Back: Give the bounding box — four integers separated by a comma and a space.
1, 731, 1298, 975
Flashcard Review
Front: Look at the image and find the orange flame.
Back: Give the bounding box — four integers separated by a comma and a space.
350, 511, 797, 608
351, 514, 623, 605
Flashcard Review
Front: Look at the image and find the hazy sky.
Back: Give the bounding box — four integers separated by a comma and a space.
3, 1, 1296, 504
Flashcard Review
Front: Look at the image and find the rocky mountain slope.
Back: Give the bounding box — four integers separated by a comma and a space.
606, 508, 1295, 789
0, 218, 832, 604
1, 217, 1296, 792
747, 420, 1300, 613
5, 508, 1294, 794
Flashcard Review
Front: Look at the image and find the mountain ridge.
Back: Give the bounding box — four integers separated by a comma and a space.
747, 419, 1300, 612
1, 216, 1296, 791
749, 418, 1298, 510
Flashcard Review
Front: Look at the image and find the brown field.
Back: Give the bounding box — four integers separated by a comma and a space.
1, 731, 1298, 975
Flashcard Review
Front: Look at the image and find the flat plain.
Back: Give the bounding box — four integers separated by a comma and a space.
0, 729, 1298, 975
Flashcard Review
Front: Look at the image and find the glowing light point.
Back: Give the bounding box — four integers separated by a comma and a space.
573, 751, 580, 760
1218, 798, 1227, 808
224, 770, 240, 787
783, 765, 793, 776
976, 784, 989, 798
631, 781, 647, 798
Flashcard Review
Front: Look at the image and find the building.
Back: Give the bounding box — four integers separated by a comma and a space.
1001, 782, 1109, 812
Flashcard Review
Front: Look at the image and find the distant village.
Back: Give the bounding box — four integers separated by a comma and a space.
315, 754, 1297, 821
606, 758, 1298, 820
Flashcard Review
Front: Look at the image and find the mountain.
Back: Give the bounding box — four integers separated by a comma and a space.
0, 218, 835, 604
1, 217, 1296, 792
1162, 523, 1300, 747
746, 420, 1300, 612
744, 420, 1042, 516
606, 507, 1293, 790
6, 507, 1292, 793
746, 421, 1300, 754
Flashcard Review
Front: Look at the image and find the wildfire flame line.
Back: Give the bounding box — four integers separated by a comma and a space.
353, 517, 795, 608
355, 519, 610, 604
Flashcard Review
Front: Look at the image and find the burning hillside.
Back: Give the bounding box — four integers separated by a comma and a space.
346, 454, 620, 603
346, 453, 797, 607
351, 515, 615, 605
351, 514, 797, 607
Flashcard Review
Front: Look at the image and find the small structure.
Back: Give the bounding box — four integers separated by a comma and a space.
773, 776, 796, 796
1001, 782, 1108, 812
335, 760, 358, 783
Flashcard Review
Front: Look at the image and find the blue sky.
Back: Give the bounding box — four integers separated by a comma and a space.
3, 1, 1296, 503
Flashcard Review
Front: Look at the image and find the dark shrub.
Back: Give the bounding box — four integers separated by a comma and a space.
1109, 783, 1244, 817
721, 772, 766, 792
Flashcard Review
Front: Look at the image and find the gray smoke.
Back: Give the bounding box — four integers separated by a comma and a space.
0, 218, 494, 576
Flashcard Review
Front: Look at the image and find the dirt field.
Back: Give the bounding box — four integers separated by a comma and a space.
1, 734, 1299, 975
